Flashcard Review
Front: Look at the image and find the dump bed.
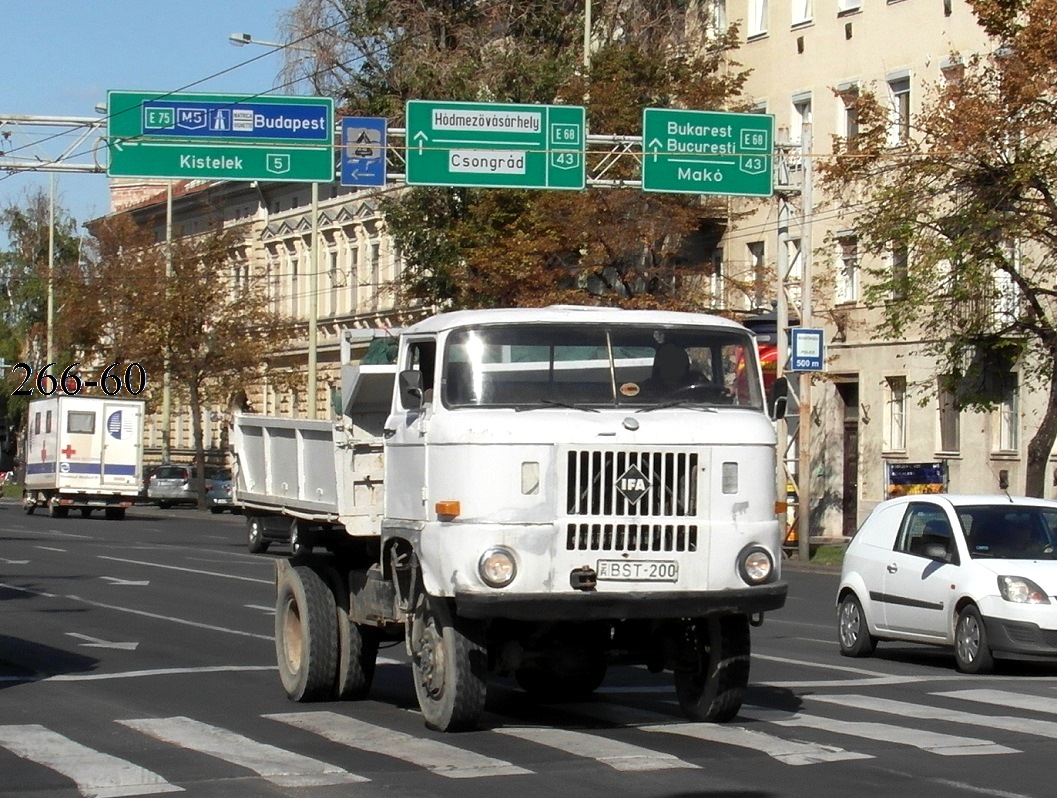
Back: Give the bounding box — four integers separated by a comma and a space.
230, 364, 394, 535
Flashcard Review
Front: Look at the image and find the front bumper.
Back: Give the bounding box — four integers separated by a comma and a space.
984, 615, 1057, 661
455, 581, 788, 621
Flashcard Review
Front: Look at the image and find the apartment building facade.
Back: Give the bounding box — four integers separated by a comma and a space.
722, 0, 1053, 536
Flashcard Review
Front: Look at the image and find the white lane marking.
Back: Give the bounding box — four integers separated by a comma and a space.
0, 581, 57, 598
813, 693, 1057, 739
496, 726, 697, 772
559, 701, 868, 765
269, 711, 530, 778
936, 689, 1057, 716
0, 723, 183, 797
118, 716, 365, 788
36, 545, 67, 552
66, 632, 139, 651
0, 557, 29, 564
244, 604, 275, 614
929, 779, 1038, 798
642, 723, 871, 766
97, 556, 271, 584
744, 705, 1017, 756
101, 576, 150, 586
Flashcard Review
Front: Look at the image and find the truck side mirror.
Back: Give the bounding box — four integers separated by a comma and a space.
769, 376, 789, 420
399, 369, 424, 408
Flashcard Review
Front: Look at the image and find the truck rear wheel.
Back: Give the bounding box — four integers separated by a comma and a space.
48, 500, 68, 519
674, 614, 751, 723
324, 566, 379, 700
275, 563, 338, 702
247, 516, 269, 554
410, 592, 486, 732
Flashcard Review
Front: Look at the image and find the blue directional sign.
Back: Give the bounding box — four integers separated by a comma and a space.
340, 117, 387, 187
141, 97, 331, 142
790, 328, 826, 372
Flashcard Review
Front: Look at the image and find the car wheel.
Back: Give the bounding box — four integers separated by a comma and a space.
209, 507, 223, 514
955, 604, 994, 674
837, 593, 877, 657
247, 516, 269, 554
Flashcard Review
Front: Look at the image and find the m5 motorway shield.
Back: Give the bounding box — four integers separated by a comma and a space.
405, 100, 585, 190
642, 108, 775, 197
106, 90, 334, 182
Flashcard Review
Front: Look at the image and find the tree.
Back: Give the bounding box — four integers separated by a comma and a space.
281, 0, 756, 311
816, 0, 1057, 496
78, 215, 287, 505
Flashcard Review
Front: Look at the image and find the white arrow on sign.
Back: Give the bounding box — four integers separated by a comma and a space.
66, 632, 139, 651
413, 130, 428, 154
100, 576, 150, 587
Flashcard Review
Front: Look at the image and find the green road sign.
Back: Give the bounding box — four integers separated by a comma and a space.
106, 90, 334, 182
405, 100, 585, 190
642, 109, 774, 197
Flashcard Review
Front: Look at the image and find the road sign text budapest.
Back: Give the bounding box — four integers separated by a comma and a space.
405, 100, 585, 190
642, 109, 774, 197
107, 90, 334, 182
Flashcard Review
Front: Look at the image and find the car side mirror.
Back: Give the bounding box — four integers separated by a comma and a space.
769, 376, 789, 421
399, 369, 424, 408
924, 543, 950, 562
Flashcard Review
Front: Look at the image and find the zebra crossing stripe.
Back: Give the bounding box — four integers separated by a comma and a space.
559, 702, 869, 765
935, 689, 1057, 717
743, 705, 1018, 756
641, 723, 872, 766
811, 694, 1057, 740
495, 726, 699, 771
117, 716, 366, 788
267, 711, 530, 778
0, 724, 183, 798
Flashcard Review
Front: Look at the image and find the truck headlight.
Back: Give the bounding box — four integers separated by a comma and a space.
998, 575, 1051, 604
479, 547, 517, 588
738, 545, 774, 586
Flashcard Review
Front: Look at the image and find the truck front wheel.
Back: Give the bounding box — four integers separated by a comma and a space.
674, 614, 751, 723
410, 593, 486, 732
275, 562, 338, 702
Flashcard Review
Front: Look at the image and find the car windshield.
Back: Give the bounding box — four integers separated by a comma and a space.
442, 323, 763, 411
959, 505, 1057, 559
155, 466, 188, 480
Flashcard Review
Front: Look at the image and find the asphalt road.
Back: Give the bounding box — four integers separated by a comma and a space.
2, 503, 1057, 798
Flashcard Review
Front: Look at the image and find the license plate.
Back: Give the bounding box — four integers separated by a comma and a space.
596, 560, 679, 582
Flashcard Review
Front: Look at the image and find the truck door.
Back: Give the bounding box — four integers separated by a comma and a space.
100, 403, 141, 489
383, 337, 437, 522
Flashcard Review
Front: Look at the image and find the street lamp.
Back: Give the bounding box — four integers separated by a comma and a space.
228, 33, 313, 52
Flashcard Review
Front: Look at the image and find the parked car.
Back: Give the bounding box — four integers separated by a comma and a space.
837, 494, 1057, 673
204, 467, 237, 514
146, 464, 195, 508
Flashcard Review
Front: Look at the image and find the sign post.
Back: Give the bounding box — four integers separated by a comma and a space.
642, 108, 774, 197
106, 90, 334, 182
405, 100, 585, 190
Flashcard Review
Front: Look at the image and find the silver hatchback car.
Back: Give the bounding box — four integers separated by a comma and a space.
146, 465, 195, 508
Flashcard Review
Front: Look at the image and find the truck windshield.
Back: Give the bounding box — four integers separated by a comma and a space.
442, 324, 763, 411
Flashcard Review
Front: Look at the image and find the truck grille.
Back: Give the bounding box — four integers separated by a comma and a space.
564, 449, 700, 552
566, 449, 699, 517
566, 522, 698, 552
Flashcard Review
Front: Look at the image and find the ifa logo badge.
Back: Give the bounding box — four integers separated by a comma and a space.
615, 464, 650, 503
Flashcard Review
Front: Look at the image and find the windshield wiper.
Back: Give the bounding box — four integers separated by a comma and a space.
637, 400, 717, 413
515, 399, 600, 413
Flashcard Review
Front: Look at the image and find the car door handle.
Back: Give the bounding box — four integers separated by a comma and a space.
887, 563, 898, 573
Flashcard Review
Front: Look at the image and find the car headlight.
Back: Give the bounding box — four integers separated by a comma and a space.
479, 547, 517, 588
738, 545, 774, 586
998, 575, 1051, 604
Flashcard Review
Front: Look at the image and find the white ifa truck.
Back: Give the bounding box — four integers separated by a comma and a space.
23, 396, 144, 519
232, 306, 789, 732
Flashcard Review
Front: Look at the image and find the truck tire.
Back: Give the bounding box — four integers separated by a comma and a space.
410, 592, 487, 732
247, 517, 269, 554
275, 562, 339, 702
324, 566, 379, 700
290, 520, 312, 558
48, 501, 68, 519
674, 614, 751, 723
104, 508, 126, 521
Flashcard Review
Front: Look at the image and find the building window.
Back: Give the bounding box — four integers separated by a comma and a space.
791, 0, 812, 25
839, 86, 860, 149
348, 244, 360, 312
938, 378, 960, 454
888, 76, 911, 145
838, 0, 861, 12
791, 94, 812, 163
837, 234, 858, 303
748, 0, 768, 37
748, 241, 766, 307
328, 249, 340, 317
884, 376, 907, 452
370, 242, 381, 311
706, 0, 728, 35
891, 240, 909, 300
997, 372, 1019, 453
